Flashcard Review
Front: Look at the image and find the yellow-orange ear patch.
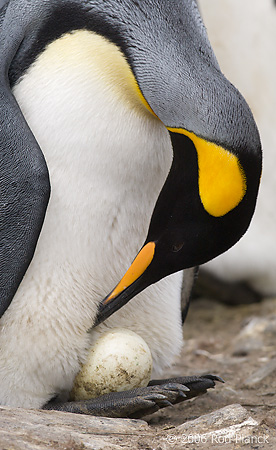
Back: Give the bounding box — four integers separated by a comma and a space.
196, 138, 246, 217
168, 128, 246, 217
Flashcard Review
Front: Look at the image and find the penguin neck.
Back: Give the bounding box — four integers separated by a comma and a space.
12, 29, 172, 281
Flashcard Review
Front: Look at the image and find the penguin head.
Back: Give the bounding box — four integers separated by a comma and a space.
78, 0, 262, 323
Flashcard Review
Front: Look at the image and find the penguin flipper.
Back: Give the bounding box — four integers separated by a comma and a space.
0, 6, 50, 317
44, 375, 222, 419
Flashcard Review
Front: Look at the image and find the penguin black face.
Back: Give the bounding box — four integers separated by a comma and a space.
96, 128, 261, 324
92, 0, 262, 324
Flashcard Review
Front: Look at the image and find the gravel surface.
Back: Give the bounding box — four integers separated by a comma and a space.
145, 296, 276, 449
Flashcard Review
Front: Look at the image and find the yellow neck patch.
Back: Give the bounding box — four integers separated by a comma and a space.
35, 29, 155, 117
168, 128, 246, 217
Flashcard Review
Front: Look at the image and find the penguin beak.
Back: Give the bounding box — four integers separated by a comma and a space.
94, 242, 156, 326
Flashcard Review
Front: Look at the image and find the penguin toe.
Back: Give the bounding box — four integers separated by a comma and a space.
148, 374, 224, 401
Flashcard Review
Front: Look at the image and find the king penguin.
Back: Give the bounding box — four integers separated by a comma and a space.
0, 0, 261, 417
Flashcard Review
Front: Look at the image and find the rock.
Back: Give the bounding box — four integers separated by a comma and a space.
244, 358, 276, 387
169, 404, 259, 447
0, 406, 149, 450
175, 404, 252, 433
232, 316, 276, 356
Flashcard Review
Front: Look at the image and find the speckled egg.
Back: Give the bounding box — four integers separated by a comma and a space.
70, 328, 153, 400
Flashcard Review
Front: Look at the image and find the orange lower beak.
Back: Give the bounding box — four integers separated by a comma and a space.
94, 241, 156, 326
104, 241, 156, 303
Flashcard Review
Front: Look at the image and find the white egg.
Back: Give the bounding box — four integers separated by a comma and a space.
70, 328, 153, 401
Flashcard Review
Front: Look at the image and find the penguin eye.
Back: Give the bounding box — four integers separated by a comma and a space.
172, 242, 184, 252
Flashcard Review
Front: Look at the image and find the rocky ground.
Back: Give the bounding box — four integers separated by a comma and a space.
1, 295, 276, 450
146, 295, 276, 449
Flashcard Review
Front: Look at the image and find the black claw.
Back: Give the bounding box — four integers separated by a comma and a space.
162, 382, 190, 392
177, 390, 188, 399
144, 393, 168, 401
158, 400, 174, 408
203, 374, 225, 383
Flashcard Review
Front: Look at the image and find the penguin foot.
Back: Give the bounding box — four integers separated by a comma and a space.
43, 374, 223, 419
